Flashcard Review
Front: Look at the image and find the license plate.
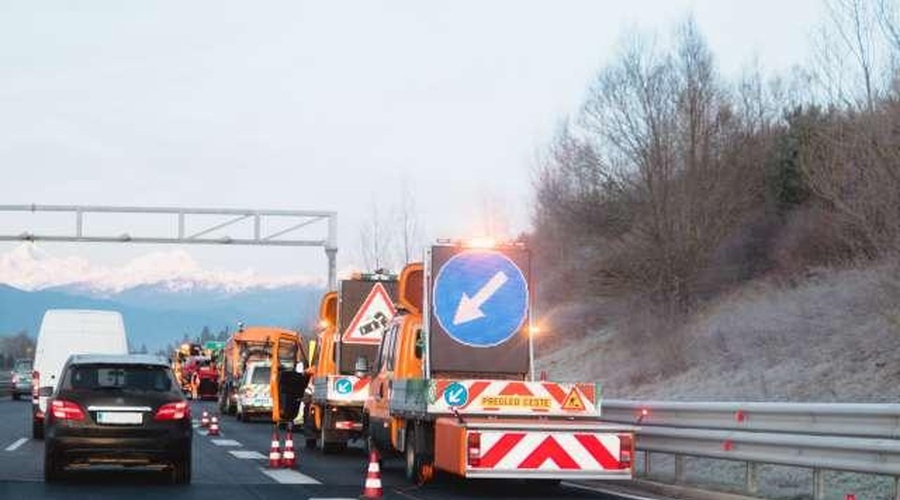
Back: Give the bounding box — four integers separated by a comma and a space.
254, 398, 271, 407
96, 411, 143, 425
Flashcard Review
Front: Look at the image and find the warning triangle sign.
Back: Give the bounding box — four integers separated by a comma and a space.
342, 283, 397, 344
561, 387, 585, 411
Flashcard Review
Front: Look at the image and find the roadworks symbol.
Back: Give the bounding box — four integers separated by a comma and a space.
562, 388, 585, 411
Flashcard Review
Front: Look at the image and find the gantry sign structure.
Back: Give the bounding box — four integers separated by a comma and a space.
0, 205, 338, 290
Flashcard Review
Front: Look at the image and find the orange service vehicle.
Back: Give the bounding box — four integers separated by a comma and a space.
305, 271, 398, 452
365, 240, 635, 485
218, 325, 306, 422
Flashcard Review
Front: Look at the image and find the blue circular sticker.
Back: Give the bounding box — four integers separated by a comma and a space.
433, 250, 528, 348
443, 382, 469, 407
335, 378, 353, 395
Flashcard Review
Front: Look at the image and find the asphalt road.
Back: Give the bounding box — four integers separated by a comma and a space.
0, 396, 638, 500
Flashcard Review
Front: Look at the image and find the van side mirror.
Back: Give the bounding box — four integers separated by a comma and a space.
414, 329, 424, 359
354, 356, 369, 377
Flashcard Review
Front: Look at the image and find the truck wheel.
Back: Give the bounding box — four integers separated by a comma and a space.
405, 428, 427, 484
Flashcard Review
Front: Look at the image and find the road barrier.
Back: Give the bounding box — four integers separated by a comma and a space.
602, 400, 900, 500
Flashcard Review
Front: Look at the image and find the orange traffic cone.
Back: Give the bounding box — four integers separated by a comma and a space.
208, 415, 220, 436
281, 427, 296, 469
200, 410, 210, 428
361, 448, 383, 499
268, 429, 282, 469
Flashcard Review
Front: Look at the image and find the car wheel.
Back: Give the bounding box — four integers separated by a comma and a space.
172, 456, 192, 485
12, 393, 20, 401
43, 448, 62, 482
32, 419, 44, 439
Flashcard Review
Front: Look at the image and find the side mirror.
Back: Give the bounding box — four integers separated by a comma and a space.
354, 356, 369, 378
414, 329, 424, 359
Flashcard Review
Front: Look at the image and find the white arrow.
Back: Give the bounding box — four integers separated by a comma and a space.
453, 271, 509, 325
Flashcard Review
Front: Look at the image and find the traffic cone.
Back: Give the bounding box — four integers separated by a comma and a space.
208, 415, 220, 436
361, 448, 383, 499
200, 410, 210, 428
281, 426, 296, 469
268, 429, 282, 469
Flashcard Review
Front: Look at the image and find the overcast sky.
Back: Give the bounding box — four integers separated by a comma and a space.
0, 0, 823, 280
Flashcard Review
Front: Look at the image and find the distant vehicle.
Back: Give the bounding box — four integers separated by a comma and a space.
10, 358, 33, 400
32, 310, 129, 439
43, 354, 192, 484
185, 356, 218, 400
235, 360, 272, 422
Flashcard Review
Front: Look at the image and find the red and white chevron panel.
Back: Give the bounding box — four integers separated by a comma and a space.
428, 379, 600, 416
470, 431, 627, 476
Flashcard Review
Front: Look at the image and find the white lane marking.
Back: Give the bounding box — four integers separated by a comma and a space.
259, 468, 321, 484
563, 481, 664, 500
229, 450, 267, 459
5, 438, 27, 451
211, 439, 241, 447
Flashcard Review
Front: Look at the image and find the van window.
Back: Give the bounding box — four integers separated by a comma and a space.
249, 366, 271, 385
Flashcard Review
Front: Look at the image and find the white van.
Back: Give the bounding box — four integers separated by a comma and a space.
31, 309, 129, 438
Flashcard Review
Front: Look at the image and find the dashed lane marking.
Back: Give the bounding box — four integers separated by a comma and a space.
259, 467, 321, 484
229, 450, 267, 459
211, 439, 241, 447
4, 438, 27, 451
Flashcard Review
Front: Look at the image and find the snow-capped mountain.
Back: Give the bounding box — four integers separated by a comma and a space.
0, 243, 322, 294
0, 244, 325, 352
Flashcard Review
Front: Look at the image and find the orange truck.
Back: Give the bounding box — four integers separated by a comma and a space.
304, 272, 398, 453
218, 325, 306, 421
365, 241, 635, 484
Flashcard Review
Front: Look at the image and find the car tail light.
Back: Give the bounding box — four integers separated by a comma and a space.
32, 370, 39, 403
11, 374, 18, 384
155, 401, 190, 421
618, 433, 634, 468
51, 399, 86, 421
467, 431, 481, 467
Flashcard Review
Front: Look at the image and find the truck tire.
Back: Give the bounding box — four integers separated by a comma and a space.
405, 427, 427, 484
303, 406, 316, 449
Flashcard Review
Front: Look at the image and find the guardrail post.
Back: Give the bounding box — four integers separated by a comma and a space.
894, 476, 899, 500
674, 454, 684, 484
813, 468, 825, 500
746, 462, 758, 495
644, 451, 651, 477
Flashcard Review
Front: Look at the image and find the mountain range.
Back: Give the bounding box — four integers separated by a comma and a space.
0, 244, 324, 352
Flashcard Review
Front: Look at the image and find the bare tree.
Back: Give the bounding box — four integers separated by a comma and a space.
394, 175, 422, 265
358, 197, 394, 271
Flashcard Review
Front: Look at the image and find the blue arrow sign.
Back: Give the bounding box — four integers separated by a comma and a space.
335, 378, 353, 395
433, 250, 528, 348
443, 382, 469, 407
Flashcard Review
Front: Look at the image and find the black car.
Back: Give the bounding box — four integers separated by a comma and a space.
43, 354, 192, 483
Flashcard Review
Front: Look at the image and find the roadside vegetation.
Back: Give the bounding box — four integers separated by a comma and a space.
531, 0, 900, 402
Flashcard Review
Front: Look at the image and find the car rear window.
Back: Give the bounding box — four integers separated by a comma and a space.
250, 366, 271, 385
14, 360, 32, 372
63, 364, 176, 393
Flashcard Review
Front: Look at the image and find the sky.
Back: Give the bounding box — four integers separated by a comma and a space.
0, 0, 824, 282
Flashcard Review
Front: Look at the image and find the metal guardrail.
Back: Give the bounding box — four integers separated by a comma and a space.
602, 400, 900, 500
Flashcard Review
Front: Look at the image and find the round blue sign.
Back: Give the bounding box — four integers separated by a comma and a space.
335, 378, 353, 395
433, 250, 528, 348
443, 382, 469, 407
